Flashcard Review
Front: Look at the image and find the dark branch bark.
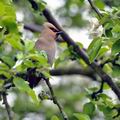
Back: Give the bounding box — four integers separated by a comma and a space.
87, 0, 103, 19
2, 91, 12, 120
24, 24, 42, 32
3, 67, 97, 90
50, 68, 97, 80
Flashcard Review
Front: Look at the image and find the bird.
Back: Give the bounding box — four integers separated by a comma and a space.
35, 22, 62, 65
27, 22, 63, 88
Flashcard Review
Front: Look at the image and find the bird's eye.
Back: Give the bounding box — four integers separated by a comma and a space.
49, 27, 59, 32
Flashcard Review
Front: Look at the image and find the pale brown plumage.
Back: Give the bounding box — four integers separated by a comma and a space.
35, 22, 59, 65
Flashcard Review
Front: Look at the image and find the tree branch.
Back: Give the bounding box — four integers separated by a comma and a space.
24, 24, 64, 42
100, 53, 120, 68
50, 68, 97, 80
28, 0, 120, 100
24, 24, 42, 32
2, 91, 13, 120
43, 77, 68, 120
3, 67, 98, 90
87, 0, 103, 19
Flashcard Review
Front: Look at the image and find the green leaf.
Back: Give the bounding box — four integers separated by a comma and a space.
80, 0, 84, 2
112, 39, 120, 55
98, 105, 113, 120
26, 52, 48, 65
6, 33, 23, 50
25, 40, 35, 52
94, 0, 105, 10
103, 64, 112, 74
51, 115, 60, 120
0, 62, 9, 70
111, 109, 118, 118
38, 1, 46, 11
23, 59, 34, 68
112, 24, 120, 33
112, 66, 120, 77
76, 42, 83, 48
16, 52, 24, 59
0, 1, 22, 51
104, 22, 113, 37
0, 0, 12, 4
0, 2, 17, 31
99, 93, 111, 101
0, 61, 11, 78
0, 80, 4, 88
98, 46, 109, 58
13, 93, 40, 113
13, 77, 39, 105
79, 59, 87, 67
0, 70, 11, 78
87, 37, 103, 63
103, 83, 110, 90
0, 56, 15, 67
73, 113, 90, 120
54, 49, 71, 68
2, 17, 17, 33
83, 102, 95, 116
59, 42, 67, 49
13, 77, 31, 92
42, 71, 50, 79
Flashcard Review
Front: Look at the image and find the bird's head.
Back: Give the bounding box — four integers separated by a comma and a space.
42, 22, 63, 39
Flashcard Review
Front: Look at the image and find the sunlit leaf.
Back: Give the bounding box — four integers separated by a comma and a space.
112, 65, 120, 77
0, 56, 15, 67
6, 33, 23, 50
0, 70, 11, 78
25, 40, 35, 52
112, 24, 120, 33
51, 115, 60, 120
0, 62, 9, 70
112, 39, 120, 55
83, 102, 95, 117
98, 46, 110, 58
94, 0, 105, 10
73, 113, 90, 120
87, 37, 103, 63
103, 64, 112, 74
26, 52, 48, 65
13, 77, 39, 105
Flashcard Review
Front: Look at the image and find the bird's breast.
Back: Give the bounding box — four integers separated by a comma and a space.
35, 39, 56, 65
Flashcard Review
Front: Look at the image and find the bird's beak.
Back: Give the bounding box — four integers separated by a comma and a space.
56, 31, 63, 36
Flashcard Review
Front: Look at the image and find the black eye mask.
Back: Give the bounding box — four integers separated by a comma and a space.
49, 27, 63, 36
49, 27, 59, 32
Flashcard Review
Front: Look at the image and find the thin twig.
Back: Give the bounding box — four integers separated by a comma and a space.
87, 0, 102, 19
2, 91, 12, 120
44, 77, 68, 120
100, 53, 120, 68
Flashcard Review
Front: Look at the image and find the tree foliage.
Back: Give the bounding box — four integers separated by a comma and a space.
0, 0, 120, 120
